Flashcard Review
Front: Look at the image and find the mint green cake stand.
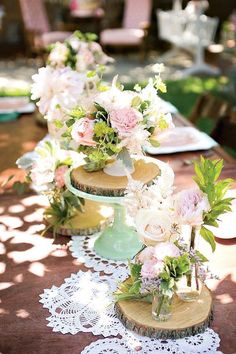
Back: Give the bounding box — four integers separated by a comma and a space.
65, 172, 142, 261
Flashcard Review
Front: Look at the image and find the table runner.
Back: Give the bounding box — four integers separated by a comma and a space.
39, 270, 222, 353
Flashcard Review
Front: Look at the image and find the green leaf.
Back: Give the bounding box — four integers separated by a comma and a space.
131, 96, 142, 108
130, 262, 142, 281
66, 118, 75, 128
54, 120, 64, 129
94, 102, 107, 113
195, 250, 209, 262
117, 148, 133, 170
87, 70, 96, 78
129, 280, 141, 294
12, 181, 29, 195
149, 138, 160, 147
200, 226, 216, 252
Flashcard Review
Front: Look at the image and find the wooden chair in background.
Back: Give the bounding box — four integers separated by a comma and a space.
189, 92, 231, 125
19, 0, 72, 55
211, 111, 236, 151
100, 0, 152, 60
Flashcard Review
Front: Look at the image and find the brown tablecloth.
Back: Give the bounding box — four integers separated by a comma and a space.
0, 114, 236, 354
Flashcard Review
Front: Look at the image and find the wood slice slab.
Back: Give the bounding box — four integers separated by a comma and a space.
71, 159, 160, 197
45, 200, 113, 236
115, 285, 213, 339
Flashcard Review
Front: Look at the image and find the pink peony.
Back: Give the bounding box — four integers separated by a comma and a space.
55, 165, 69, 188
141, 259, 163, 279
137, 246, 155, 264
71, 118, 96, 147
109, 108, 140, 136
154, 242, 181, 261
174, 188, 210, 226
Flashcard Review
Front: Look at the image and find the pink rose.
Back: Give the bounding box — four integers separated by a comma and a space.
71, 118, 96, 147
109, 108, 140, 136
141, 259, 163, 279
154, 242, 181, 261
137, 246, 155, 264
55, 165, 69, 189
81, 48, 94, 65
174, 188, 210, 226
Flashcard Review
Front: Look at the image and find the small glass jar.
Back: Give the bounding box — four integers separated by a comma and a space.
176, 274, 202, 302
176, 226, 203, 302
152, 293, 173, 321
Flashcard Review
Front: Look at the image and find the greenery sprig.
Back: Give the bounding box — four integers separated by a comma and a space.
114, 254, 191, 302
194, 156, 234, 251
44, 189, 85, 238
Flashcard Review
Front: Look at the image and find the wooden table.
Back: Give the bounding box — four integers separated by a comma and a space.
0, 113, 236, 354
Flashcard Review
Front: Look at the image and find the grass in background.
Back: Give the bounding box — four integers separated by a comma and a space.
0, 88, 30, 97
125, 76, 236, 158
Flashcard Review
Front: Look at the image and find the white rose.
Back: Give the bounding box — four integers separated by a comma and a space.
135, 209, 173, 246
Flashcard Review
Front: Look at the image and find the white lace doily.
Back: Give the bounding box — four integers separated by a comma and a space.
40, 270, 222, 354
70, 234, 129, 280
81, 331, 223, 354
39, 270, 125, 336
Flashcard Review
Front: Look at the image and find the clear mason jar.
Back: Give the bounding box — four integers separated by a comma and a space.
152, 293, 173, 321
176, 273, 202, 302
176, 226, 203, 302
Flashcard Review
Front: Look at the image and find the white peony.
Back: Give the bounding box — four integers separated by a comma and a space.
120, 125, 150, 155
94, 76, 136, 111
31, 66, 86, 116
124, 160, 175, 218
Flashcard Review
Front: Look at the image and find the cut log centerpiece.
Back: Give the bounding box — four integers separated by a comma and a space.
44, 200, 113, 236
71, 159, 160, 197
115, 285, 213, 339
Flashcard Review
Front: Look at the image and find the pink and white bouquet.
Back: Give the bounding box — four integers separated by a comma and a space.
47, 30, 113, 72
16, 140, 85, 234
60, 71, 173, 171
17, 139, 83, 192
114, 242, 191, 303
125, 157, 234, 253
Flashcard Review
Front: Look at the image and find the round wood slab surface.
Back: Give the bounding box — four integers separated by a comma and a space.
45, 200, 113, 236
115, 285, 213, 339
71, 159, 160, 197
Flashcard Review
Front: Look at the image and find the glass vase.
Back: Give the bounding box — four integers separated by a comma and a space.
176, 274, 202, 302
176, 226, 202, 302
152, 293, 173, 322
103, 157, 135, 176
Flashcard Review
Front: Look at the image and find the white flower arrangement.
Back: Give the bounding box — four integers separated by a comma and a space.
47, 31, 113, 72
31, 66, 86, 118
124, 156, 234, 253
17, 139, 84, 192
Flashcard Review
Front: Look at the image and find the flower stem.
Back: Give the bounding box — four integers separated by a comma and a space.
187, 227, 199, 290
155, 294, 164, 317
